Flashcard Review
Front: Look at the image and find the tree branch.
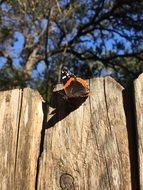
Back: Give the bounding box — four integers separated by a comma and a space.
24, 46, 40, 79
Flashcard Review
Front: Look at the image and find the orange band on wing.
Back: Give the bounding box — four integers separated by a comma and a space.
64, 77, 89, 90
64, 77, 76, 90
75, 77, 89, 88
76, 78, 93, 96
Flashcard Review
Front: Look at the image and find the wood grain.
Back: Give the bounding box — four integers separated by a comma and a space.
0, 88, 43, 190
134, 73, 143, 190
0, 89, 21, 190
1, 75, 141, 189
37, 77, 131, 190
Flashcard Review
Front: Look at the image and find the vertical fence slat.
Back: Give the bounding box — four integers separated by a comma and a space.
134, 74, 143, 190
104, 77, 131, 189
14, 88, 43, 190
37, 77, 131, 190
0, 88, 43, 190
0, 89, 22, 190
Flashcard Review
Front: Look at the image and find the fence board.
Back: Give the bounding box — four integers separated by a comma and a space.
0, 88, 43, 190
14, 88, 43, 190
134, 73, 143, 190
37, 77, 131, 190
0, 89, 22, 190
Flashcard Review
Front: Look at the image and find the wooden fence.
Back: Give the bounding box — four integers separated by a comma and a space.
0, 74, 143, 190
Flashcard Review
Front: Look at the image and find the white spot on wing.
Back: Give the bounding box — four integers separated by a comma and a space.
62, 76, 67, 79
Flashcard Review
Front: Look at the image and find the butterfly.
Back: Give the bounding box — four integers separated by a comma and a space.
61, 66, 91, 98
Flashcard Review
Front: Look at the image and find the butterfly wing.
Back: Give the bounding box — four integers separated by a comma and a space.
61, 67, 90, 98
64, 79, 90, 98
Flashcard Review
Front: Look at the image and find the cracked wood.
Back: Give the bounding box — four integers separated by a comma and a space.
37, 77, 131, 190
0, 88, 43, 190
1, 74, 142, 189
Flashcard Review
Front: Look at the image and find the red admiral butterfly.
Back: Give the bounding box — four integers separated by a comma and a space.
61, 67, 91, 98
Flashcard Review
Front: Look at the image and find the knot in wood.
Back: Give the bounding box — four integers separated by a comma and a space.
60, 173, 75, 190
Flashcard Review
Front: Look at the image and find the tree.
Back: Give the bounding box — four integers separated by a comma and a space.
0, 0, 143, 101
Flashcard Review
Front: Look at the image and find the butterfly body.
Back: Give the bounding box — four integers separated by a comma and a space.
61, 67, 91, 98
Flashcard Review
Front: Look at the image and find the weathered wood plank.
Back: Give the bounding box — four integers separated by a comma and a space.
37, 77, 131, 190
134, 74, 143, 190
0, 88, 43, 190
14, 88, 43, 190
104, 77, 131, 189
0, 89, 22, 190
